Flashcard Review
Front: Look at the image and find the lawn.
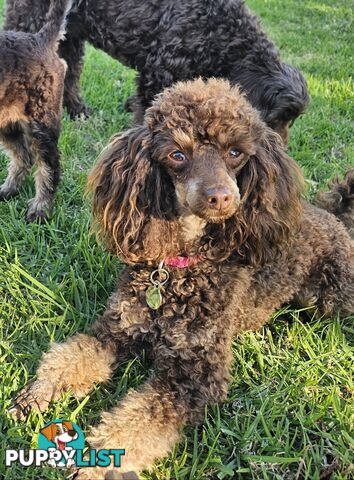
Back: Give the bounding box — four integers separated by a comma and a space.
0, 0, 353, 479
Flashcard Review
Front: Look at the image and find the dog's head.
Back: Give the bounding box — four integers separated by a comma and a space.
231, 62, 309, 143
40, 421, 78, 445
89, 78, 303, 265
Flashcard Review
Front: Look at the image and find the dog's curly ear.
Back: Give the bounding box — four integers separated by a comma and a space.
233, 128, 304, 265
88, 126, 176, 264
200, 128, 303, 266
233, 63, 309, 143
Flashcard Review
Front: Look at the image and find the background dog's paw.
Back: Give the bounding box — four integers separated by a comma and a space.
0, 186, 18, 201
66, 102, 92, 120
26, 208, 48, 224
8, 380, 55, 420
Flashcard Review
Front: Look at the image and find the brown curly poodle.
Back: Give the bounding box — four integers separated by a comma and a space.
0, 0, 71, 221
10, 79, 353, 479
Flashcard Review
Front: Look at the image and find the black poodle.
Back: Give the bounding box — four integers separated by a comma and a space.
5, 0, 309, 141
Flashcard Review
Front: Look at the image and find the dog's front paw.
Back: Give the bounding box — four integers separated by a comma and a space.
8, 380, 55, 420
76, 468, 139, 480
26, 199, 50, 223
26, 209, 48, 223
66, 458, 76, 468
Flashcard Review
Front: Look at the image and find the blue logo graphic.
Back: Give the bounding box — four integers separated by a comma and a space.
6, 418, 125, 469
38, 419, 84, 468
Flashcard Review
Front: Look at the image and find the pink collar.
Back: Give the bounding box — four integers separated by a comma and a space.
164, 255, 201, 268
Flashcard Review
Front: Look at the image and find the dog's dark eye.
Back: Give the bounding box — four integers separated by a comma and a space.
169, 151, 186, 163
229, 148, 242, 158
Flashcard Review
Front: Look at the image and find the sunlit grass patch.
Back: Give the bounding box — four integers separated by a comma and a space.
0, 0, 353, 478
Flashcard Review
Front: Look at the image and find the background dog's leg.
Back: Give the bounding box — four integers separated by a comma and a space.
135, 61, 173, 123
77, 346, 233, 479
26, 123, 61, 222
9, 334, 116, 420
0, 124, 34, 200
124, 92, 145, 125
59, 36, 90, 119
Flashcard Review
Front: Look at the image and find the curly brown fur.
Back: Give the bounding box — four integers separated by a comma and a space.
10, 79, 353, 479
315, 170, 354, 238
89, 80, 304, 266
0, 0, 71, 221
5, 0, 309, 139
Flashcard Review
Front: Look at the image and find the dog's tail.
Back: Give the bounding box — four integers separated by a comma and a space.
36, 0, 73, 48
315, 169, 354, 237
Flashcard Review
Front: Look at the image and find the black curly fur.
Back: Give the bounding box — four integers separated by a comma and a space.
5, 0, 309, 136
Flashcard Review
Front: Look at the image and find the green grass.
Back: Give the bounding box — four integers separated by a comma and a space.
0, 0, 353, 479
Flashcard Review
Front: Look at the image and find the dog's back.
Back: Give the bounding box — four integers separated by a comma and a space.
0, 34, 67, 129
0, 0, 72, 114
36, 0, 73, 47
4, 0, 309, 133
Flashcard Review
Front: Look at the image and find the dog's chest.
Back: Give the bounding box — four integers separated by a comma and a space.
178, 211, 206, 244
115, 264, 236, 348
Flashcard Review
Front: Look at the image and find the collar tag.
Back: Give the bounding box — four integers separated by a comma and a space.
145, 263, 169, 310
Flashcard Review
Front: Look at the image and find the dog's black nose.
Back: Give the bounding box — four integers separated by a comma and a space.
206, 187, 233, 211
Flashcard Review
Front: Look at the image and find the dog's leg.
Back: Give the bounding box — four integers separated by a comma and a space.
124, 89, 145, 125
76, 378, 185, 479
0, 125, 34, 200
134, 72, 162, 124
77, 344, 233, 479
26, 123, 61, 222
59, 36, 91, 119
135, 66, 173, 124
9, 334, 116, 421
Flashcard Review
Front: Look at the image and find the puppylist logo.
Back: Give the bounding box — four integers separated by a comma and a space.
6, 419, 125, 469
